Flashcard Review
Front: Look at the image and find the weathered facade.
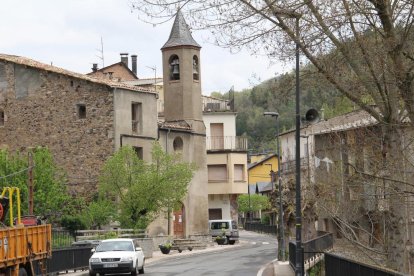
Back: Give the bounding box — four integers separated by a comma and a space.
0, 54, 158, 196
146, 11, 209, 238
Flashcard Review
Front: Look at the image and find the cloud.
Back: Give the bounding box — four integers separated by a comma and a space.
0, 0, 290, 95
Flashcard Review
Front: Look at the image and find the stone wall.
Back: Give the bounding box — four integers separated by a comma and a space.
0, 61, 115, 196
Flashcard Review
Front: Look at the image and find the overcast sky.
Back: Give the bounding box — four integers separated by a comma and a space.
0, 0, 289, 95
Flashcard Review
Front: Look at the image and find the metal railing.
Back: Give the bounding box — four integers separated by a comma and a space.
325, 252, 406, 276
52, 229, 76, 248
206, 136, 248, 151
244, 222, 277, 236
33, 246, 93, 275
289, 231, 334, 272
281, 158, 308, 173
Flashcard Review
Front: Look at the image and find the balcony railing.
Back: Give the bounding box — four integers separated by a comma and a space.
281, 158, 309, 173
206, 136, 248, 151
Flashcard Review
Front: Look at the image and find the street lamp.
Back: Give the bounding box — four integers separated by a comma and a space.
263, 111, 285, 261
270, 9, 303, 275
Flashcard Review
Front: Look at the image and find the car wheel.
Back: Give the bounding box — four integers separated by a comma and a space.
131, 260, 138, 276
89, 271, 96, 276
18, 267, 27, 276
139, 259, 145, 274
228, 240, 236, 245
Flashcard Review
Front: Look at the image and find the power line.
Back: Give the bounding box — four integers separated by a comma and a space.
0, 166, 34, 180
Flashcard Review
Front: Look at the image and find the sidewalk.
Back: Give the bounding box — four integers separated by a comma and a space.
146, 240, 246, 265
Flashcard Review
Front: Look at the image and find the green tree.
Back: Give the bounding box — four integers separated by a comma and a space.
237, 194, 270, 214
99, 142, 195, 229
82, 200, 115, 230
0, 148, 72, 223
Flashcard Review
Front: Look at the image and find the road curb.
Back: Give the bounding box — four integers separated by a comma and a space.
146, 241, 249, 266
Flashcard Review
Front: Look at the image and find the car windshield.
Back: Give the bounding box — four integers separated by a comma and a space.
211, 222, 229, 230
96, 241, 134, 252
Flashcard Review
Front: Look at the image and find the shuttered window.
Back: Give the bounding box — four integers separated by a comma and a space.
234, 164, 244, 181
208, 165, 227, 182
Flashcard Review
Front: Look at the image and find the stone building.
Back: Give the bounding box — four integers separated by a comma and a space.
0, 54, 158, 196
0, 11, 210, 238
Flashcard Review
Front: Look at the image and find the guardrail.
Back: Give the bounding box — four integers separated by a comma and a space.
244, 222, 277, 236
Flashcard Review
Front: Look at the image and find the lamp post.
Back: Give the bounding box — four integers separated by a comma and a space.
293, 14, 304, 276
269, 9, 303, 275
263, 111, 285, 261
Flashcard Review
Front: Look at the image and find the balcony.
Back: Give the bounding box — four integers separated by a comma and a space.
281, 158, 309, 173
202, 97, 233, 112
206, 136, 248, 151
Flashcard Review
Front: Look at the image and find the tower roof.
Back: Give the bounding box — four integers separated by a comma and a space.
161, 10, 201, 49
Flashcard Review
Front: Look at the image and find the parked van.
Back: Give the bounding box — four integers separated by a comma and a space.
208, 219, 239, 245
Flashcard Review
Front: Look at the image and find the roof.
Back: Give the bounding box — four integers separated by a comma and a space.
256, 182, 273, 193
159, 120, 192, 130
124, 78, 164, 86
87, 61, 138, 80
248, 154, 278, 170
161, 10, 201, 49
279, 108, 378, 138
0, 54, 154, 94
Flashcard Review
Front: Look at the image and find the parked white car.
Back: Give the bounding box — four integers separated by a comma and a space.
89, 238, 145, 275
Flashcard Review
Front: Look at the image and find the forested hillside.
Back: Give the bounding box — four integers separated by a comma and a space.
211, 65, 356, 152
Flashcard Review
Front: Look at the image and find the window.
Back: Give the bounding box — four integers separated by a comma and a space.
208, 209, 222, 220
77, 104, 86, 119
169, 55, 180, 80
133, 147, 143, 159
131, 102, 142, 133
208, 165, 227, 182
193, 55, 199, 80
210, 123, 224, 149
173, 137, 183, 152
234, 164, 245, 181
0, 110, 4, 126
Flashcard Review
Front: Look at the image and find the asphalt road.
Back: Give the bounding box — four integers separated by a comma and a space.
70, 231, 278, 276
145, 231, 278, 276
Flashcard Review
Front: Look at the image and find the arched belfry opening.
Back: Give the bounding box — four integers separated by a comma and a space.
169, 55, 180, 80
193, 55, 199, 80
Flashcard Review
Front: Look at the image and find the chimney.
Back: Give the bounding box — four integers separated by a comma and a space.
120, 53, 129, 67
131, 55, 137, 76
92, 63, 98, 72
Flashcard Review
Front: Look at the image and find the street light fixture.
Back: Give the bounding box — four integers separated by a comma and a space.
267, 9, 303, 275
263, 111, 285, 261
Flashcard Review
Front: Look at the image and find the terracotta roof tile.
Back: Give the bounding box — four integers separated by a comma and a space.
0, 54, 155, 94
159, 120, 192, 130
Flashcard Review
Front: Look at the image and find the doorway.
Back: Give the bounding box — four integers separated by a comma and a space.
173, 204, 185, 238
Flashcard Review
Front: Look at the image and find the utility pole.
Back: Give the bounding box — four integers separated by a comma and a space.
27, 152, 34, 215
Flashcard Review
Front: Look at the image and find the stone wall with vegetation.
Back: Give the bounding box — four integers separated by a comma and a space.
0, 61, 115, 196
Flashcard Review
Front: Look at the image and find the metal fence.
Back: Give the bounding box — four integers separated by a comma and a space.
52, 229, 76, 248
325, 253, 406, 276
33, 246, 93, 275
244, 222, 277, 236
289, 231, 334, 272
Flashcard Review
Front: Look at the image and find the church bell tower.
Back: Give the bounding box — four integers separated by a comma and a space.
160, 10, 208, 237
161, 10, 204, 133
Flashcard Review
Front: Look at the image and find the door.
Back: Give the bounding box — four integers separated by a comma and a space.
210, 123, 224, 149
174, 204, 185, 238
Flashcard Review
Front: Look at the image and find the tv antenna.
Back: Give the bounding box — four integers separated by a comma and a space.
96, 36, 105, 68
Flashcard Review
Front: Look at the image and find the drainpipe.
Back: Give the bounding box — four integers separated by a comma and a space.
166, 128, 171, 235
